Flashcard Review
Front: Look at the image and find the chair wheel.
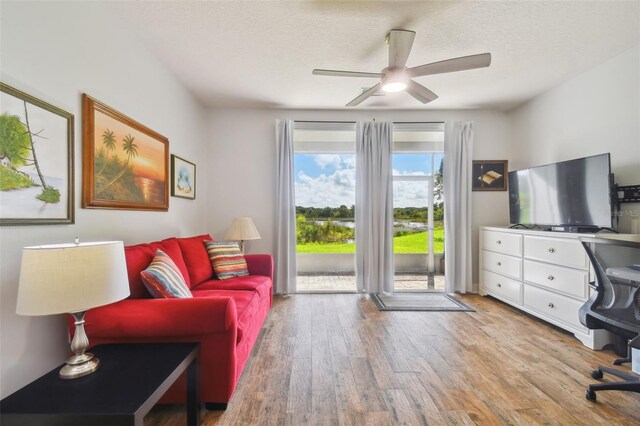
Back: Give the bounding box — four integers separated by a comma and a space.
591, 369, 603, 379
585, 389, 596, 401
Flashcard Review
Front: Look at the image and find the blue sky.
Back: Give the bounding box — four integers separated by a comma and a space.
294, 153, 443, 208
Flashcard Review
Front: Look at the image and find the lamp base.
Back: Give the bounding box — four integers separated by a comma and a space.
59, 352, 100, 379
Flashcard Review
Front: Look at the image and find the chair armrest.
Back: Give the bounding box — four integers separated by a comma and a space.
80, 297, 237, 339
245, 254, 274, 280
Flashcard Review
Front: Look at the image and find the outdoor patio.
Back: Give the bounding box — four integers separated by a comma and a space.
296, 273, 445, 292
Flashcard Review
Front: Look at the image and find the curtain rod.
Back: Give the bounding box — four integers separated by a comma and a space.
293, 120, 444, 124
294, 120, 356, 124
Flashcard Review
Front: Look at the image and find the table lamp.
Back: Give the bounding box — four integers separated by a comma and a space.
225, 217, 261, 253
16, 240, 130, 379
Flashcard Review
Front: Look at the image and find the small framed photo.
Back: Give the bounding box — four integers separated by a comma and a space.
472, 160, 508, 191
171, 155, 196, 199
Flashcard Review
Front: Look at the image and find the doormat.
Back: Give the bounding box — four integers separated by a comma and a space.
371, 293, 475, 312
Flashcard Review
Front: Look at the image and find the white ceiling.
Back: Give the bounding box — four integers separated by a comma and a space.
110, 1, 640, 111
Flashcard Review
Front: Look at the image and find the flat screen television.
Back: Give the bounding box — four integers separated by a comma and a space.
508, 153, 614, 230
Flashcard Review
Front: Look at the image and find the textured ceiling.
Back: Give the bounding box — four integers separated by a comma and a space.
110, 1, 640, 110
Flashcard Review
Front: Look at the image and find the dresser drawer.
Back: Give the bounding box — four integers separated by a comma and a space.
482, 230, 522, 256
523, 235, 588, 269
482, 250, 522, 280
523, 260, 588, 299
523, 284, 587, 332
482, 270, 522, 304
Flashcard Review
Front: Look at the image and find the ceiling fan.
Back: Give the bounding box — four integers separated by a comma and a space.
312, 29, 491, 107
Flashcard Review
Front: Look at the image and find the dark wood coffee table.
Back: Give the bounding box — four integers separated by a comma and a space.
0, 343, 200, 426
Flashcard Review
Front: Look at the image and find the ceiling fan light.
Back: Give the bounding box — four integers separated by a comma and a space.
382, 81, 407, 92
381, 70, 408, 92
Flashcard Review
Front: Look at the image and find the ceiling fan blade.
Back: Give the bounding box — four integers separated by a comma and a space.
313, 69, 384, 78
406, 80, 438, 104
408, 53, 491, 77
388, 29, 416, 68
346, 83, 381, 107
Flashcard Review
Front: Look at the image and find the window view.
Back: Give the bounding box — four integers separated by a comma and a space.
294, 123, 357, 292
393, 123, 445, 291
293, 122, 444, 292
392, 153, 444, 291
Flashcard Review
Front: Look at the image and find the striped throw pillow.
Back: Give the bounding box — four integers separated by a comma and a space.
141, 250, 192, 298
204, 241, 249, 280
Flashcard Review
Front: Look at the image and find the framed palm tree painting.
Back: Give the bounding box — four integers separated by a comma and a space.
82, 94, 169, 211
0, 83, 74, 225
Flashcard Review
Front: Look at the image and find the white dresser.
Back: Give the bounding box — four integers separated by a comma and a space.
479, 226, 612, 349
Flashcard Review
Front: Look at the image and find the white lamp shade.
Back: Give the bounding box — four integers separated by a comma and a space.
225, 217, 261, 241
16, 241, 130, 316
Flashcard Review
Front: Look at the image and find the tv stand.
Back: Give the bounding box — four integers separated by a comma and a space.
479, 226, 612, 350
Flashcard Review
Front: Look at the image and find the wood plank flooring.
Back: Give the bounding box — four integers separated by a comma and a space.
145, 294, 640, 425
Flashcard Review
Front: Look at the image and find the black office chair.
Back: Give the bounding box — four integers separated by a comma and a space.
578, 237, 640, 402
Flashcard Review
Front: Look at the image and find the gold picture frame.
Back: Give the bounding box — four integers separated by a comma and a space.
82, 94, 169, 211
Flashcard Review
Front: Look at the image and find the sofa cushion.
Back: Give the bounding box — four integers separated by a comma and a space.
195, 275, 272, 303
176, 234, 214, 286
125, 238, 189, 299
141, 250, 192, 299
205, 241, 249, 280
191, 289, 259, 344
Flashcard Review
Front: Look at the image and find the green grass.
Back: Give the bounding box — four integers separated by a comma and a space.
0, 165, 35, 190
297, 227, 444, 254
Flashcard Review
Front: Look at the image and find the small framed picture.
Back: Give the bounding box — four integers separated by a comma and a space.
472, 160, 508, 191
171, 155, 196, 199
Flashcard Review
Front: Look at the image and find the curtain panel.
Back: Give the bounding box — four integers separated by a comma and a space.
443, 121, 474, 293
275, 119, 297, 294
355, 121, 395, 294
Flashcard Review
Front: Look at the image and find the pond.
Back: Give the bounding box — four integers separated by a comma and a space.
314, 219, 428, 231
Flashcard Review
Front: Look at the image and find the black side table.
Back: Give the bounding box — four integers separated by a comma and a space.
0, 342, 200, 426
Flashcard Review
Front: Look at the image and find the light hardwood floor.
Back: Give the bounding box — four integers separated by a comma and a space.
146, 294, 640, 425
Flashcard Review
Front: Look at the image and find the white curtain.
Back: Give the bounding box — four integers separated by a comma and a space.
275, 119, 296, 294
444, 121, 474, 293
355, 121, 395, 294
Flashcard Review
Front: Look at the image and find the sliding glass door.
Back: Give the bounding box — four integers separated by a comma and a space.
292, 121, 444, 293
392, 123, 444, 291
293, 122, 356, 292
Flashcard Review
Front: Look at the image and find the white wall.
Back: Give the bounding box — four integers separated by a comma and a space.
207, 108, 512, 289
509, 47, 640, 232
0, 2, 209, 397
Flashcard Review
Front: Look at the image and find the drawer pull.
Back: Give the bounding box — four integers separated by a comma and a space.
497, 240, 502, 245
547, 275, 555, 281
548, 247, 555, 253
497, 262, 502, 266
497, 283, 502, 288
548, 302, 555, 308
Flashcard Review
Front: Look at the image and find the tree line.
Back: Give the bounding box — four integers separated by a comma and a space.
296, 204, 444, 222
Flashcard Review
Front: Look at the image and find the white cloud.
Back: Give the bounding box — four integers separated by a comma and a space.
296, 168, 356, 207
393, 180, 430, 208
296, 167, 434, 208
313, 154, 344, 170
392, 168, 427, 176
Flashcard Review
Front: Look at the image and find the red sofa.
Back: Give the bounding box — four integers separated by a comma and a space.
74, 234, 273, 407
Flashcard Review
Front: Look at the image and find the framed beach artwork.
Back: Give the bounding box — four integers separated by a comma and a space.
82, 94, 169, 211
171, 155, 196, 200
472, 160, 508, 191
0, 83, 74, 225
